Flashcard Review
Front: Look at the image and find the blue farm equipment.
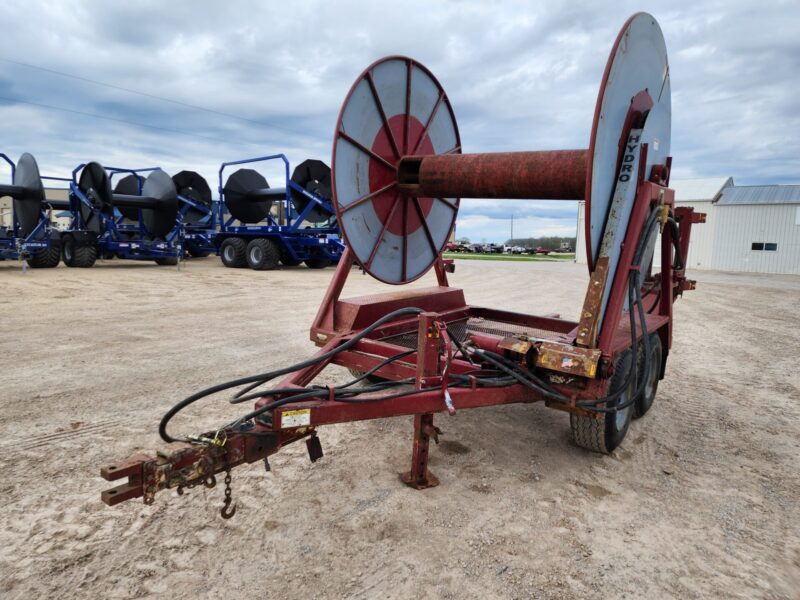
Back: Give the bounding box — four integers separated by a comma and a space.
215, 154, 344, 270
62, 162, 184, 267
172, 170, 216, 258
112, 169, 217, 259
0, 152, 66, 268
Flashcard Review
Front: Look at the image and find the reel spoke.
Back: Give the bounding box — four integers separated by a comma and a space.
337, 131, 397, 171
365, 71, 401, 160
341, 182, 397, 214
411, 91, 445, 155
411, 196, 438, 258
365, 192, 401, 269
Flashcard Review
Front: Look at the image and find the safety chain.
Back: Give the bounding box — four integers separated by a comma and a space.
220, 464, 236, 519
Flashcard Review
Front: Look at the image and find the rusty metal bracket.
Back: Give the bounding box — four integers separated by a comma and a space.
575, 256, 609, 348
536, 342, 601, 379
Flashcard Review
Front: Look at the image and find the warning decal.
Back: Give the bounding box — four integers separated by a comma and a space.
281, 409, 311, 429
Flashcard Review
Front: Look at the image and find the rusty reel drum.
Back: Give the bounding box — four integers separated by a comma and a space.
331, 13, 671, 303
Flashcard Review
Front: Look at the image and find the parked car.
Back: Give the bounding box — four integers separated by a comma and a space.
511, 246, 526, 254
445, 241, 470, 253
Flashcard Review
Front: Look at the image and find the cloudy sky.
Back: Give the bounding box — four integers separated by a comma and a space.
0, 1, 797, 242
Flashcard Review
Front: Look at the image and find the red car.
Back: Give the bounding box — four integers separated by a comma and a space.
526, 246, 551, 255
445, 242, 470, 253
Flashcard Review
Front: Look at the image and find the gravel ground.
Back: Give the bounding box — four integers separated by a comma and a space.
0, 257, 798, 599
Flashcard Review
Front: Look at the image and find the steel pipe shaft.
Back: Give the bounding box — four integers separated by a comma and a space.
112, 194, 163, 209
0, 183, 26, 198
246, 187, 287, 201
397, 149, 587, 200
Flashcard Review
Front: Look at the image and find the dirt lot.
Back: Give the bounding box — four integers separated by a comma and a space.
1, 257, 798, 599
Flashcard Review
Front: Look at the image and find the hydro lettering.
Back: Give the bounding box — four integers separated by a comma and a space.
618, 133, 640, 182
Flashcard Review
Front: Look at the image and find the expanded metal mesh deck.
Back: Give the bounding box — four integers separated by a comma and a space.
379, 317, 565, 349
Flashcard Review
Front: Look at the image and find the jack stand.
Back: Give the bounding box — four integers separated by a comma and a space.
400, 413, 440, 489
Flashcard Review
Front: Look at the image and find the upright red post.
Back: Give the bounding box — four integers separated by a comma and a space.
400, 312, 441, 489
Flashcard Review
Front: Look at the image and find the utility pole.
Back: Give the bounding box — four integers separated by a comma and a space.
510, 214, 514, 243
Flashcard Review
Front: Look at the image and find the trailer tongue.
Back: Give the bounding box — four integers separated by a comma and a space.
100, 13, 704, 518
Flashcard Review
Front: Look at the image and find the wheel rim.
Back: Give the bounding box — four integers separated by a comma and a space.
250, 246, 262, 263
224, 245, 234, 262
64, 243, 72, 262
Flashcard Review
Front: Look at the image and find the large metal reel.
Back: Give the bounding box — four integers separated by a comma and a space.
139, 170, 178, 238
290, 159, 332, 223
113, 174, 143, 221
13, 152, 46, 237
223, 168, 272, 223
78, 162, 114, 234
332, 57, 461, 284
585, 12, 671, 269
173, 170, 212, 226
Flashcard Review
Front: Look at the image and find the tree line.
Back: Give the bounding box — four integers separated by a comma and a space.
456, 236, 576, 250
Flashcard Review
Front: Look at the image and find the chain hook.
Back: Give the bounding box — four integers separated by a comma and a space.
220, 465, 236, 519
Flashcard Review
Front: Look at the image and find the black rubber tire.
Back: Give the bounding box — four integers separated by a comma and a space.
27, 243, 61, 268
305, 257, 332, 269
62, 235, 76, 267
187, 247, 210, 258
570, 349, 635, 454
155, 257, 179, 266
280, 253, 303, 267
220, 237, 247, 268
62, 235, 97, 268
246, 238, 280, 270
633, 332, 663, 419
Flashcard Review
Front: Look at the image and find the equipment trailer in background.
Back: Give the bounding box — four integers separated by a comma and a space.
63, 163, 184, 267
100, 13, 704, 518
0, 153, 66, 269
215, 154, 344, 270
112, 168, 218, 259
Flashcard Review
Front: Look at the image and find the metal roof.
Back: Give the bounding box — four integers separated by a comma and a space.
717, 185, 800, 205
670, 177, 733, 202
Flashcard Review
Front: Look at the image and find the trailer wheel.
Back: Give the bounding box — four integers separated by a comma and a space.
305, 257, 332, 269
62, 236, 97, 268
280, 252, 303, 267
187, 247, 210, 258
220, 238, 247, 268
570, 349, 634, 454
633, 332, 663, 419
155, 257, 179, 266
27, 243, 61, 268
245, 238, 280, 270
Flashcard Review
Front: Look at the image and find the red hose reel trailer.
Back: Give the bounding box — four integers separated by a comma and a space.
100, 13, 704, 516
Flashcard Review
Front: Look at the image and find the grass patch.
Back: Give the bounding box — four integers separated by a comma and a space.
442, 252, 575, 262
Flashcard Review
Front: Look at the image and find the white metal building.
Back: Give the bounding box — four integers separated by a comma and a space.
575, 178, 800, 275
711, 185, 800, 274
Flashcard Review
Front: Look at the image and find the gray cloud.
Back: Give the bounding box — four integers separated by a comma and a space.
0, 0, 797, 241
